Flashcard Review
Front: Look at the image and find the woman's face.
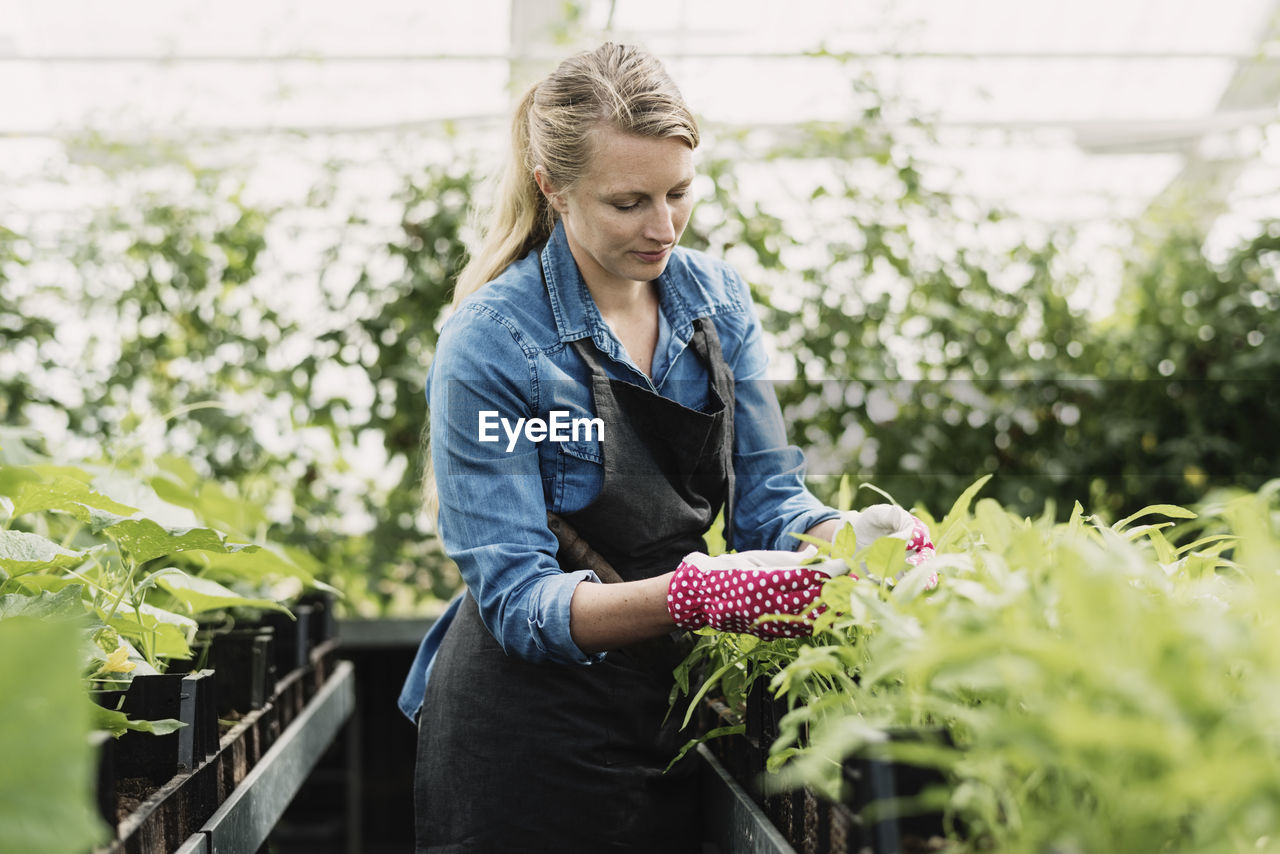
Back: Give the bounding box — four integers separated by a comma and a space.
542, 125, 695, 294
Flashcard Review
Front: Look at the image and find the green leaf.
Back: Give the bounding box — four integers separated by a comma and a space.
0, 618, 109, 852
664, 724, 745, 773
702, 510, 727, 557
1113, 504, 1197, 532
199, 544, 318, 585
106, 518, 258, 564
789, 532, 835, 552
7, 575, 85, 595
150, 460, 266, 538
681, 655, 746, 731
1174, 534, 1239, 557
109, 603, 198, 661
0, 585, 87, 622
863, 537, 907, 581
831, 520, 858, 561
0, 530, 91, 576
837, 475, 853, 512
157, 570, 291, 615
671, 636, 711, 697
89, 704, 186, 738
935, 475, 992, 551
1146, 527, 1177, 565
857, 482, 900, 505
9, 474, 138, 524
1121, 522, 1175, 542
891, 563, 938, 603
0, 465, 41, 500
85, 507, 133, 533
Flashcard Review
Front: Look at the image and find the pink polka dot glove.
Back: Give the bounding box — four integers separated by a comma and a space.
667, 547, 851, 639
842, 504, 938, 585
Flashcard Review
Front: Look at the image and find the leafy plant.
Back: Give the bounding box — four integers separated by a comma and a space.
677, 476, 1280, 853
0, 618, 109, 853
0, 434, 314, 689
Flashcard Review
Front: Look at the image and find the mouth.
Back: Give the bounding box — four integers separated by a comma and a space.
632, 248, 670, 264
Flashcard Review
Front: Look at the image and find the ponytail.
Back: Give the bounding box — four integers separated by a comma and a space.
451, 85, 555, 307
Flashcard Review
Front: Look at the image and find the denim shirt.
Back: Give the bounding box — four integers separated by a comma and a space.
397, 222, 840, 721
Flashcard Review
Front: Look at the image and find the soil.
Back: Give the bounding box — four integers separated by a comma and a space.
218, 709, 244, 737
114, 776, 158, 824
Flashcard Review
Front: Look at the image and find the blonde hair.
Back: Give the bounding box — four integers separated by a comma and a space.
423, 43, 699, 522
450, 42, 700, 307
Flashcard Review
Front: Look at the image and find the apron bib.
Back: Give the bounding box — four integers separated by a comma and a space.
415, 315, 736, 853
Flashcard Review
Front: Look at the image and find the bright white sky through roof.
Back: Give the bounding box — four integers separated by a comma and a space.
3, 0, 1279, 282
3, 0, 1278, 505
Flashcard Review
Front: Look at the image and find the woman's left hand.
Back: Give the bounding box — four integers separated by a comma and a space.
841, 504, 936, 566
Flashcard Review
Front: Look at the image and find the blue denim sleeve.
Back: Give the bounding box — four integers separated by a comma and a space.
720, 271, 842, 552
428, 305, 605, 665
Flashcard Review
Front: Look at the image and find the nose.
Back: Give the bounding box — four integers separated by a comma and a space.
644, 200, 677, 246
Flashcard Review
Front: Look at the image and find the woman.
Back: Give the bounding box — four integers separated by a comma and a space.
398, 43, 932, 853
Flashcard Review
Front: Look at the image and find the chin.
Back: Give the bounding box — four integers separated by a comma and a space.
631, 257, 670, 278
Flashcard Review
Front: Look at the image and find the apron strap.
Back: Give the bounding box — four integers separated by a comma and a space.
688, 318, 737, 548
569, 318, 738, 548
569, 337, 625, 482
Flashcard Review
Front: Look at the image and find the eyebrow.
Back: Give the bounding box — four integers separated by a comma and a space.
603, 178, 694, 198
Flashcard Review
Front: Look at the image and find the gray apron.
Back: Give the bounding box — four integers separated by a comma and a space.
414, 314, 736, 853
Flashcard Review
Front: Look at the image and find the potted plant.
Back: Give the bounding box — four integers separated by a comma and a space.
0, 449, 343, 853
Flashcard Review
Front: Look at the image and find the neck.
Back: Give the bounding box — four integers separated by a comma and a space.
588, 277, 657, 322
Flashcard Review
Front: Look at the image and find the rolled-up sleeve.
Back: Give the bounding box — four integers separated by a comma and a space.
429, 306, 604, 665
720, 271, 841, 551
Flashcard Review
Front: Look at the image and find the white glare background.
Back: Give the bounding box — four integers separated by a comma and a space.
2, 0, 1278, 530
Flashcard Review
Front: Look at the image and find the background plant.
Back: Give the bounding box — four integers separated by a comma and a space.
4, 59, 1276, 614
0, 427, 332, 852
0, 431, 319, 688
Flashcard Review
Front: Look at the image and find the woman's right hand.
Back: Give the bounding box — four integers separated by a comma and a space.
666, 547, 849, 639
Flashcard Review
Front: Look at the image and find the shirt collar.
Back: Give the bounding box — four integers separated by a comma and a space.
539, 220, 697, 353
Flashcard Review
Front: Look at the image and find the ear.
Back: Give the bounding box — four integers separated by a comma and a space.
533, 166, 568, 214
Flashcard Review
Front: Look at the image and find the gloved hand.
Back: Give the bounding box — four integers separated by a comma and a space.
667, 546, 850, 639
841, 504, 936, 566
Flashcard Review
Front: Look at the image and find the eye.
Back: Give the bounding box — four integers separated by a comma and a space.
612, 202, 639, 212
668, 190, 689, 200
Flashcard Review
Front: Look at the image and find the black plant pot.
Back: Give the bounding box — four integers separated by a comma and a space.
841, 728, 951, 854
745, 679, 808, 843
91, 686, 128, 714
90, 729, 117, 828
298, 590, 337, 645
260, 605, 312, 675
189, 668, 219, 764
113, 670, 218, 785
208, 627, 276, 715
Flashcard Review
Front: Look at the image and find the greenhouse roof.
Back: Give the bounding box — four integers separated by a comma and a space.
3, 0, 1279, 248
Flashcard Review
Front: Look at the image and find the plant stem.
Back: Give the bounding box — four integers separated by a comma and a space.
101, 552, 138, 627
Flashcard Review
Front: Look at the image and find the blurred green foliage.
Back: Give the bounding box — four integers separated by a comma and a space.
681, 81, 1278, 522
0, 617, 108, 853
679, 478, 1280, 852
3, 65, 1276, 614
